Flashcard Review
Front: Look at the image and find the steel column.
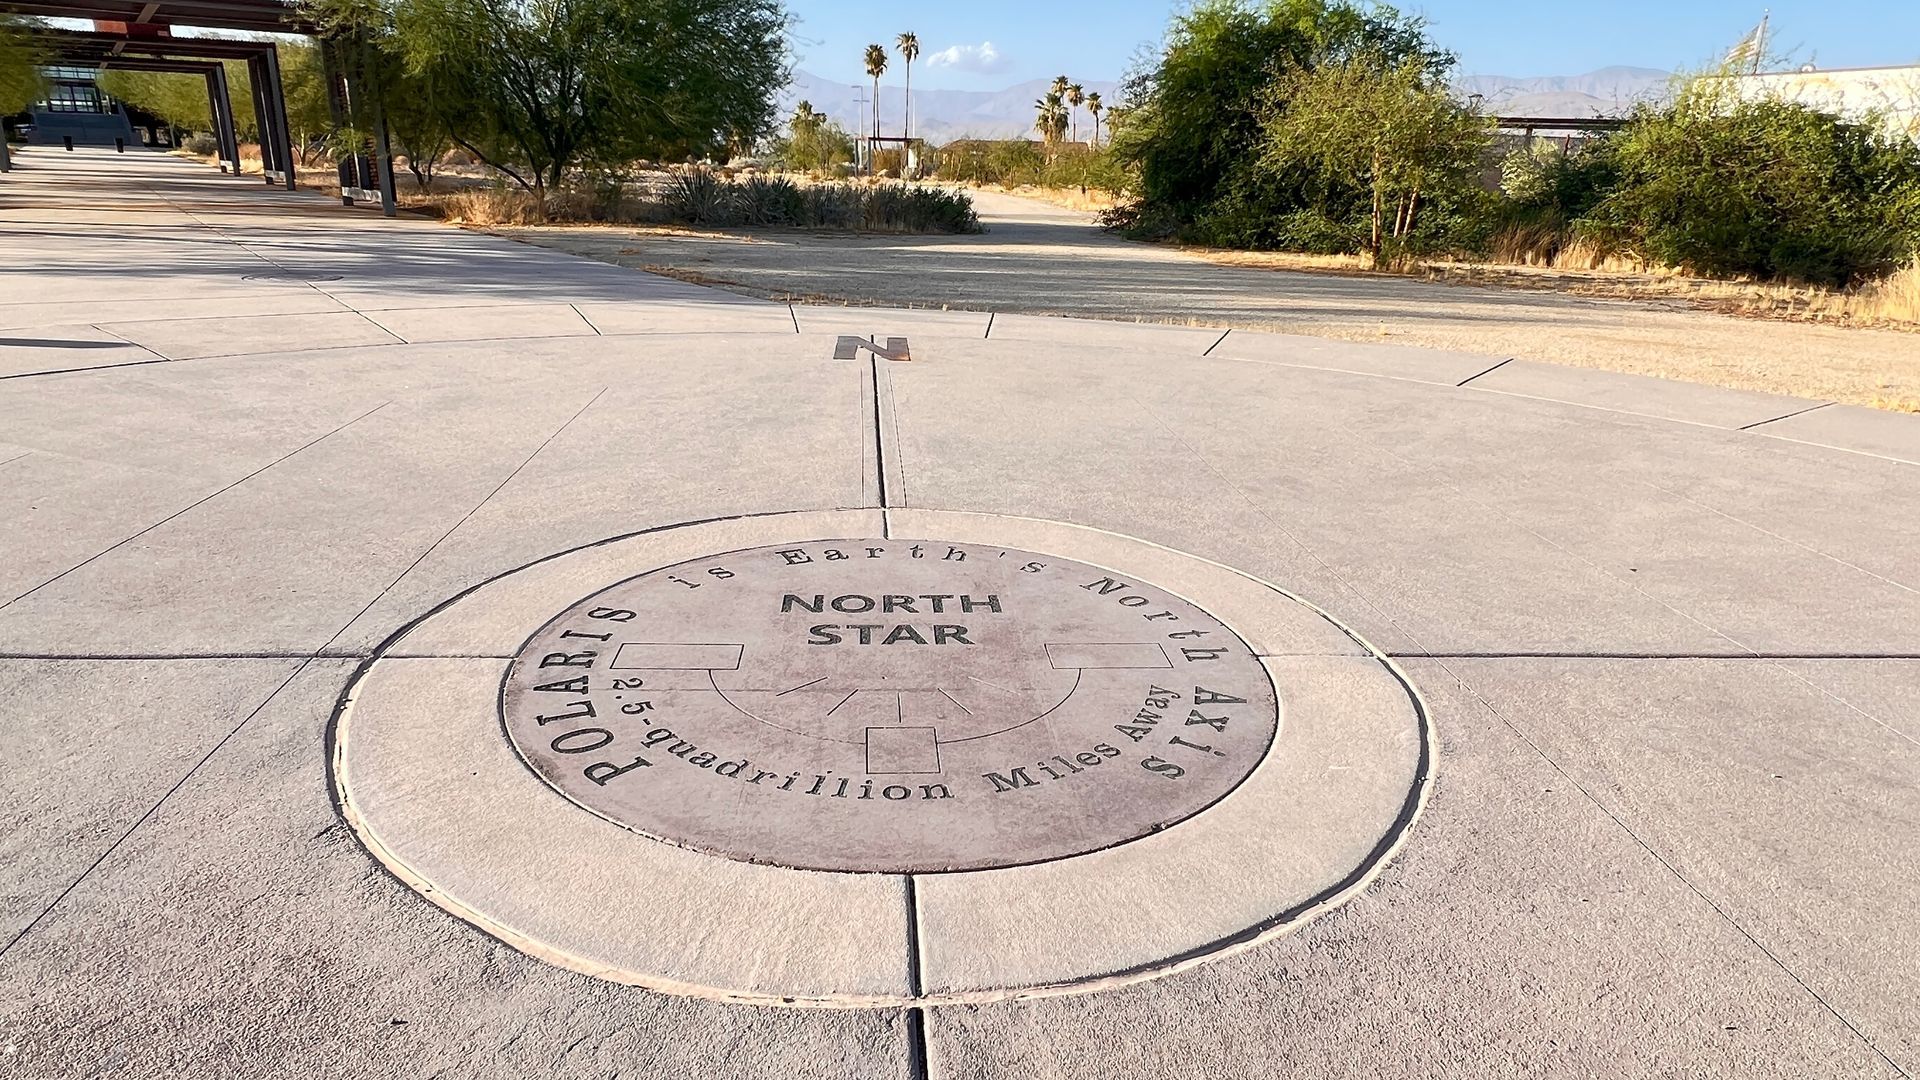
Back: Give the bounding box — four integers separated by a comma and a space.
246, 54, 273, 182
320, 37, 354, 205
211, 64, 241, 175
262, 45, 295, 189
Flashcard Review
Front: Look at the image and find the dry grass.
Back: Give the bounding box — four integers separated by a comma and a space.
964, 182, 1123, 214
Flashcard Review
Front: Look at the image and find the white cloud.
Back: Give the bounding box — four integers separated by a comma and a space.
923, 41, 1009, 75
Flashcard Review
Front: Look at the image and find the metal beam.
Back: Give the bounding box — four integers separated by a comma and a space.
262, 44, 295, 190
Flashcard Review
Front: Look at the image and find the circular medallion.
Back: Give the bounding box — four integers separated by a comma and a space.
501, 539, 1280, 873
333, 509, 1430, 1004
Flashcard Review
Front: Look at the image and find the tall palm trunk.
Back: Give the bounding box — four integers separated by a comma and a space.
903, 61, 911, 143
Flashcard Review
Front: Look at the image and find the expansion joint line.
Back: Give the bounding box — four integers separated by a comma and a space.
1116, 388, 1910, 1076
1324, 419, 1916, 1073
0, 400, 391, 612
0, 389, 606, 962
903, 875, 931, 1080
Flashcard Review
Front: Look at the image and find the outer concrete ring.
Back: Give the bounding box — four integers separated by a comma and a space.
329, 508, 1435, 1007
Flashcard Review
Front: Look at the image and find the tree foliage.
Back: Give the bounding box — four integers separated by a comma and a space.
390, 0, 788, 198
1, 15, 45, 116
1577, 81, 1920, 286
1109, 0, 1449, 245
1259, 52, 1488, 259
771, 98, 853, 173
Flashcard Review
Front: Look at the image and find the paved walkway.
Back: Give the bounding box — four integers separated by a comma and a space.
510, 187, 1920, 409
2, 146, 1918, 1079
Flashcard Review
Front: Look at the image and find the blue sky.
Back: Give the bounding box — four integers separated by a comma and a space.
787, 1, 1920, 89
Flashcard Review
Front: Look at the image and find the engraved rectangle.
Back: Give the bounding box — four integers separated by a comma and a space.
866, 726, 941, 774
610, 643, 744, 670
1044, 642, 1173, 669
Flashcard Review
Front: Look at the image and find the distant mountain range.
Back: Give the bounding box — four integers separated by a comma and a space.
776, 65, 1677, 144
1453, 66, 1676, 117
780, 70, 1122, 143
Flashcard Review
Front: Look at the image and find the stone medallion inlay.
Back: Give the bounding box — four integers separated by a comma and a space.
501, 539, 1280, 873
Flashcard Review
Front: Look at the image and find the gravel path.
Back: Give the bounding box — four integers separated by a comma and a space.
502, 189, 1920, 410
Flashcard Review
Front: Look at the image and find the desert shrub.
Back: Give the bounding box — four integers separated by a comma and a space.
860, 183, 980, 232
663, 166, 728, 223
1109, 0, 1451, 245
1574, 85, 1920, 286
735, 173, 804, 225
649, 170, 978, 233
772, 102, 855, 174
181, 132, 220, 156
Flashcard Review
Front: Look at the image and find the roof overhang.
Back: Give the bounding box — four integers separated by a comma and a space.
1, 0, 309, 35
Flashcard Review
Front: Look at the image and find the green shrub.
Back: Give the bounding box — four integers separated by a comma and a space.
735, 174, 803, 225
664, 166, 727, 223
652, 169, 978, 233
181, 132, 221, 156
1575, 86, 1920, 286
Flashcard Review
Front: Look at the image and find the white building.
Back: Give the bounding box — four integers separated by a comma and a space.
1730, 65, 1920, 137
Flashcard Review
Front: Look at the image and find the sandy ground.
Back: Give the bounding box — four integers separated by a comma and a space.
497, 189, 1920, 411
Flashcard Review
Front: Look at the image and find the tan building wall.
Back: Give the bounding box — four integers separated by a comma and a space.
1731, 65, 1920, 137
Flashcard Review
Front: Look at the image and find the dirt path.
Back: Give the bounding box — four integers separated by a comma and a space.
501, 189, 1920, 410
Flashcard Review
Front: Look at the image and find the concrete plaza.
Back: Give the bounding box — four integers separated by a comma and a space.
2, 147, 1916, 1078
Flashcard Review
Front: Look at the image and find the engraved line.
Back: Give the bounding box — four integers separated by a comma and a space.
1635, 478, 1917, 597
982, 311, 995, 339
870, 351, 890, 508
1456, 356, 1514, 386
0, 655, 315, 962
0, 387, 609, 956
1118, 389, 1902, 1063
775, 675, 827, 697
936, 688, 973, 715
966, 673, 1013, 693
825, 690, 857, 716
331, 386, 608, 629
1202, 328, 1230, 356
569, 303, 603, 336
1739, 400, 1833, 431
1403, 651, 1920, 660
0, 400, 392, 611
902, 874, 930, 1077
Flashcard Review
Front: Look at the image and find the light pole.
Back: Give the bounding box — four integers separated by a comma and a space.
851, 85, 867, 173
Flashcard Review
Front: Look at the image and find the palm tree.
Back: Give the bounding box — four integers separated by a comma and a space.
1050, 75, 1069, 102
895, 32, 919, 144
1066, 83, 1084, 144
1085, 91, 1103, 148
863, 43, 888, 150
1034, 91, 1067, 157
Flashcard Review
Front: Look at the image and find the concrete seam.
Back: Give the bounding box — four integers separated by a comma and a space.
1202, 328, 1230, 356
1117, 391, 1903, 1067
1318, 422, 1918, 1067
1455, 356, 1513, 386
1400, 651, 1920, 660
1739, 400, 1835, 431
0, 387, 612, 954
84, 322, 172, 362
789, 303, 801, 333
870, 353, 890, 508
0, 399, 391, 611
983, 311, 994, 339
331, 385, 608, 636
1635, 477, 1917, 596
0, 655, 316, 962
569, 303, 603, 336
353, 309, 410, 345
1445, 672, 1913, 1079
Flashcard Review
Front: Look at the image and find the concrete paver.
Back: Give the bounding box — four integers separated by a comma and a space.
2, 145, 1915, 1079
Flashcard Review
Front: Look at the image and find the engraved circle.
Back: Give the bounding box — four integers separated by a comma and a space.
499, 538, 1282, 873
